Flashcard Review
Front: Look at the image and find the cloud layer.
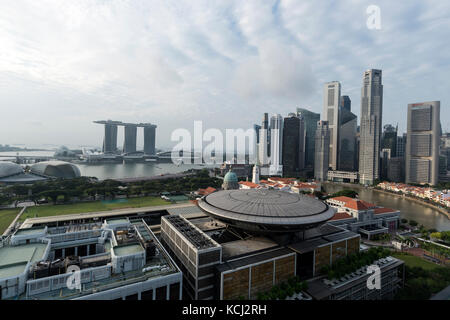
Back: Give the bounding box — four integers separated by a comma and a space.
0, 0, 449, 149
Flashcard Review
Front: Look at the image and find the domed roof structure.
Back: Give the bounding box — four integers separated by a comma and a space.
30, 161, 81, 179
0, 162, 24, 178
198, 189, 335, 234
222, 169, 239, 190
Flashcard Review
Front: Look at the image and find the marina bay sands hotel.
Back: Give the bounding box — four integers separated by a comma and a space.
94, 120, 157, 155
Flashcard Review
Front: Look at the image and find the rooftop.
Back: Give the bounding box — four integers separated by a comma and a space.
0, 242, 48, 278
113, 243, 144, 256
198, 189, 335, 233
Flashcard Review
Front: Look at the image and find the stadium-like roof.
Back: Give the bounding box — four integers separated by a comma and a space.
0, 161, 23, 178
197, 189, 335, 233
30, 161, 81, 179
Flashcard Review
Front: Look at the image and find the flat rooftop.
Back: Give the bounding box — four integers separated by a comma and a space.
113, 243, 144, 256
20, 202, 197, 228
14, 227, 46, 236
0, 242, 48, 278
106, 218, 129, 225
221, 237, 278, 260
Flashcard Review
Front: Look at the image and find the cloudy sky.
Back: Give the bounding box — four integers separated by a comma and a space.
0, 0, 449, 150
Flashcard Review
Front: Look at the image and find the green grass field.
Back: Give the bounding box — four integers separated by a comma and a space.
391, 252, 441, 271
0, 208, 21, 234
19, 196, 175, 221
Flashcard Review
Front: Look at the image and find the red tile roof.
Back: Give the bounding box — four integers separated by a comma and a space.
330, 212, 353, 221
344, 200, 370, 211
197, 187, 217, 196
239, 181, 260, 188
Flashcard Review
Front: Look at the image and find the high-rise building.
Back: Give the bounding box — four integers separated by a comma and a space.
258, 113, 270, 166
314, 120, 330, 182
338, 107, 357, 171
282, 114, 305, 176
253, 124, 261, 164
405, 101, 440, 185
387, 157, 403, 182
103, 121, 118, 154
123, 124, 138, 154
296, 108, 320, 169
143, 125, 157, 155
359, 69, 383, 185
269, 114, 283, 176
341, 95, 351, 112
323, 81, 341, 170
382, 124, 398, 157
397, 133, 407, 158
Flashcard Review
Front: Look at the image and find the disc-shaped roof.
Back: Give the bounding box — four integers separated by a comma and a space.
197, 189, 335, 233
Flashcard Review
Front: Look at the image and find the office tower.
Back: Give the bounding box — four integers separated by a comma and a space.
397, 133, 407, 158
143, 125, 157, 155
314, 121, 330, 181
103, 121, 118, 153
253, 124, 261, 163
359, 69, 383, 185
387, 157, 403, 182
123, 124, 137, 154
381, 148, 391, 180
323, 81, 341, 170
439, 156, 447, 177
338, 107, 357, 171
269, 114, 283, 176
296, 108, 320, 169
382, 124, 398, 157
405, 101, 440, 185
341, 95, 351, 112
282, 114, 305, 176
258, 113, 270, 166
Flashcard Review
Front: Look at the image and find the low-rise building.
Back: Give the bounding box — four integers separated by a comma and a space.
0, 217, 182, 300
326, 196, 400, 239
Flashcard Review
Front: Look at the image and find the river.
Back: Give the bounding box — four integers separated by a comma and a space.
323, 183, 450, 231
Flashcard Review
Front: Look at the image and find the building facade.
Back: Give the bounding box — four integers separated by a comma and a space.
258, 113, 270, 166
359, 69, 383, 185
269, 114, 284, 176
338, 107, 357, 171
282, 115, 305, 176
296, 108, 320, 170
323, 81, 341, 170
315, 120, 330, 182
405, 101, 441, 185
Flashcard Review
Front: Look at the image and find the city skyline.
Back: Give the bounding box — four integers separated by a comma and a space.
0, 1, 449, 149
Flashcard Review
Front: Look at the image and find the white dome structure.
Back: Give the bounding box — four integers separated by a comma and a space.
0, 161, 24, 178
30, 161, 81, 179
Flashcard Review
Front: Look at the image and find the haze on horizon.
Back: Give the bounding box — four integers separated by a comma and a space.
0, 0, 449, 150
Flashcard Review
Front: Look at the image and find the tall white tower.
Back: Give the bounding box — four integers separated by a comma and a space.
258, 113, 270, 166
269, 114, 283, 176
252, 164, 260, 184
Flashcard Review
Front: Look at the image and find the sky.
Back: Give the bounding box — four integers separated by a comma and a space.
0, 0, 449, 150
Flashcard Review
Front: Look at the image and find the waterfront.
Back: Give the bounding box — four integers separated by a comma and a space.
0, 150, 218, 180
323, 183, 450, 231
